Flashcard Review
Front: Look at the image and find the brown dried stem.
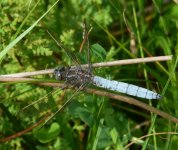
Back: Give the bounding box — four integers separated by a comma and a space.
0, 55, 172, 78
0, 113, 50, 143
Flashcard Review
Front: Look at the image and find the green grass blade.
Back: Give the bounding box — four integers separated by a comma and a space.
0, 0, 60, 63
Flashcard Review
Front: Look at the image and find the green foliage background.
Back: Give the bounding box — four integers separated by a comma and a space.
0, 0, 178, 149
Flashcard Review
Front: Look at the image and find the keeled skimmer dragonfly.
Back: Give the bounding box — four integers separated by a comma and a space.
51, 25, 161, 100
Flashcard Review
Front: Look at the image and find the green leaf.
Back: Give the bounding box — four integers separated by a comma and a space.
91, 43, 106, 61
68, 100, 94, 126
34, 122, 60, 143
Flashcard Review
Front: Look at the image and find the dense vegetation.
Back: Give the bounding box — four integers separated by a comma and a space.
0, 0, 178, 149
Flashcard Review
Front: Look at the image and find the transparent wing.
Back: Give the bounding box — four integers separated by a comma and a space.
17, 87, 63, 125
47, 31, 82, 70
17, 78, 90, 127
41, 82, 88, 126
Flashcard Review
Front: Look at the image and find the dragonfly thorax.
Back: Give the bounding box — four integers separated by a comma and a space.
54, 66, 93, 87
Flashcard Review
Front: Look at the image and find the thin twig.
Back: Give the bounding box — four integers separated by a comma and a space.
0, 55, 172, 78
89, 55, 172, 68
0, 77, 40, 82
0, 113, 50, 143
124, 132, 178, 150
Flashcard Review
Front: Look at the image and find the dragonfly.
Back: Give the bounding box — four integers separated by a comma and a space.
54, 67, 161, 100
51, 25, 162, 100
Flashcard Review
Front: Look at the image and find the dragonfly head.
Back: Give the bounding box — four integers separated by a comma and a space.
54, 66, 66, 80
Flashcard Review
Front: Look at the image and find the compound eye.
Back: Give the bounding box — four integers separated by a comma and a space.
54, 67, 63, 80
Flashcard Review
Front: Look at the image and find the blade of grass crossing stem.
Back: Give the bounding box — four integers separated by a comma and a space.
0, 0, 61, 62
